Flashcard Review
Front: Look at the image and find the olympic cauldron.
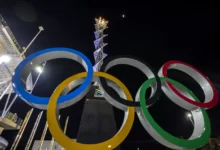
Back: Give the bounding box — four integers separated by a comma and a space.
11, 47, 219, 150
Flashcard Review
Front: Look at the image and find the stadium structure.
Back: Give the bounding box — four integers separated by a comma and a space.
0, 14, 43, 149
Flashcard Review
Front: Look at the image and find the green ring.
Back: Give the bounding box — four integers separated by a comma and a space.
140, 77, 211, 149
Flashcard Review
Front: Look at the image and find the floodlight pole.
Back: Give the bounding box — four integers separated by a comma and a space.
21, 26, 44, 57
30, 62, 47, 94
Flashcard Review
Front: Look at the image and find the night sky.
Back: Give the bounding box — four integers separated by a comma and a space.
1, 0, 220, 150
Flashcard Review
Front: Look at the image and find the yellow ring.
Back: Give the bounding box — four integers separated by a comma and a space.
47, 72, 135, 150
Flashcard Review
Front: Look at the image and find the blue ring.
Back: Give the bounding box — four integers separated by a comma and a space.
12, 47, 93, 105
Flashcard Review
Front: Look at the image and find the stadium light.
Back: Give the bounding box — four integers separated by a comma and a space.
0, 55, 11, 64
187, 113, 192, 118
186, 113, 194, 126
35, 66, 43, 73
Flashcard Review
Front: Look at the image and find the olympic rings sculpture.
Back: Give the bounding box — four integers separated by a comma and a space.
12, 47, 93, 109
12, 47, 219, 150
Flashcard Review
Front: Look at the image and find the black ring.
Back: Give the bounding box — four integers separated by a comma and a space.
99, 55, 162, 107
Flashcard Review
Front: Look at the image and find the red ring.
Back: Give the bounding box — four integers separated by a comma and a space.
161, 60, 218, 109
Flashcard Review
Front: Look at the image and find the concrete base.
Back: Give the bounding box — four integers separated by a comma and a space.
77, 98, 120, 150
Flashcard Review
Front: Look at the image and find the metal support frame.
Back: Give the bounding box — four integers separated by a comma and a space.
2, 62, 46, 118
0, 80, 10, 85
2, 84, 12, 116
10, 108, 34, 150
24, 111, 43, 150
0, 17, 44, 119
0, 83, 10, 101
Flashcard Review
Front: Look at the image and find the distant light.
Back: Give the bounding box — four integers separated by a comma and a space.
0, 55, 11, 64
122, 14, 125, 18
36, 66, 43, 73
187, 113, 192, 117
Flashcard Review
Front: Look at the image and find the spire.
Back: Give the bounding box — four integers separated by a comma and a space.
93, 17, 108, 97
93, 17, 108, 72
